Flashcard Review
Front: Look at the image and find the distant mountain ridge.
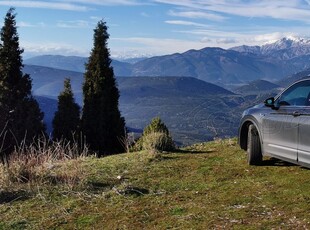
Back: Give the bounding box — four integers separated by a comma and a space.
25, 37, 310, 85
230, 37, 310, 60
25, 55, 86, 72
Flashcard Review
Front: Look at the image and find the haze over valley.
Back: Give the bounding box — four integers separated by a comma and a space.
24, 36, 310, 145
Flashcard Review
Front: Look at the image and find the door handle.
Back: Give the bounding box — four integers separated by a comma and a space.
293, 111, 301, 117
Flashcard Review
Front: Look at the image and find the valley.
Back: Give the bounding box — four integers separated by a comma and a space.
30, 66, 246, 145
26, 66, 278, 146
25, 37, 310, 145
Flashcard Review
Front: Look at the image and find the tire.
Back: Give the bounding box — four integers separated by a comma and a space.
247, 124, 262, 165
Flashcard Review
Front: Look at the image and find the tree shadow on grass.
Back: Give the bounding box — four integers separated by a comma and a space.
87, 181, 115, 193
159, 155, 178, 160
176, 149, 215, 154
0, 190, 31, 204
261, 158, 297, 167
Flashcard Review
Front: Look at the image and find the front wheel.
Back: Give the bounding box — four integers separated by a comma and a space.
247, 124, 262, 165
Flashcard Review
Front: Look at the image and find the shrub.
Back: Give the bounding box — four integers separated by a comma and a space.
142, 132, 175, 154
133, 117, 175, 152
143, 117, 170, 136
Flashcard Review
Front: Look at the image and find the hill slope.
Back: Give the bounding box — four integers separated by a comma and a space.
24, 55, 132, 76
118, 76, 233, 99
24, 55, 87, 72
277, 68, 310, 87
131, 48, 284, 84
25, 64, 240, 145
1, 139, 310, 229
234, 80, 280, 94
24, 64, 84, 98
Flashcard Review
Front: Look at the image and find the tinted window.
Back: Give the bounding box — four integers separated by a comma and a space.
277, 80, 310, 106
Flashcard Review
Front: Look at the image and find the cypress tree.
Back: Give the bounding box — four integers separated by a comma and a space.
0, 8, 45, 159
52, 78, 80, 142
81, 20, 125, 156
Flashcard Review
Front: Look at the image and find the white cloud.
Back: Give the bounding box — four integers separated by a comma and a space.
57, 0, 148, 6
56, 20, 91, 28
0, 0, 149, 11
141, 12, 150, 17
246, 32, 290, 44
21, 41, 89, 57
90, 16, 102, 21
9, 0, 310, 58
168, 10, 226, 21
201, 37, 212, 43
216, 38, 238, 44
154, 0, 310, 23
174, 29, 248, 39
165, 20, 209, 28
0, 1, 89, 11
17, 21, 46, 28
112, 37, 218, 55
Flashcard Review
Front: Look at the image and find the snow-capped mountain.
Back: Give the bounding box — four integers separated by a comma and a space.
111, 51, 154, 63
230, 36, 310, 60
25, 36, 310, 85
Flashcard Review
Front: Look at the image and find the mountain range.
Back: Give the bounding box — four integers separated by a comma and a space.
23, 36, 310, 145
27, 64, 238, 145
27, 63, 287, 145
230, 37, 310, 60
25, 36, 310, 86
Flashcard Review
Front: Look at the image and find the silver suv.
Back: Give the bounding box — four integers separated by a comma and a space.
239, 79, 310, 167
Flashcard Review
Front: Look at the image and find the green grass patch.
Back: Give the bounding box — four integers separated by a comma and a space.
1, 138, 310, 229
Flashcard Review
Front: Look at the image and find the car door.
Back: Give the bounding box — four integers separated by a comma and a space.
262, 106, 299, 161
262, 80, 310, 162
297, 106, 310, 165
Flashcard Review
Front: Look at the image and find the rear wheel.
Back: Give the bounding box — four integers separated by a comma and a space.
247, 124, 262, 165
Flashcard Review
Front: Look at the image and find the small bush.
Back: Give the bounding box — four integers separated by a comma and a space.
142, 132, 175, 154
133, 117, 175, 152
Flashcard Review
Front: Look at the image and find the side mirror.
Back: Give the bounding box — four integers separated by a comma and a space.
264, 97, 278, 110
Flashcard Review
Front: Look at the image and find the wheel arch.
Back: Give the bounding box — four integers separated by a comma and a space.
239, 119, 262, 151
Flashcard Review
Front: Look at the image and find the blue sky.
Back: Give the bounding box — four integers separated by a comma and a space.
1, 0, 310, 59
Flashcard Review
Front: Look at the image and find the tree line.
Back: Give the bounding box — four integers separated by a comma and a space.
0, 8, 125, 161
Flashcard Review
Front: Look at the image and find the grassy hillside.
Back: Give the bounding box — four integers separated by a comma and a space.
1, 139, 310, 229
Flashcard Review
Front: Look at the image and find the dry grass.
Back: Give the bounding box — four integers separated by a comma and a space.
0, 137, 90, 190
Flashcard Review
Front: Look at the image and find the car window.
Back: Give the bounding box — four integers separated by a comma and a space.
277, 80, 310, 106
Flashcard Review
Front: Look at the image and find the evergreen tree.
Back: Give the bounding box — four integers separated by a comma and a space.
81, 20, 125, 156
0, 8, 45, 159
52, 78, 80, 142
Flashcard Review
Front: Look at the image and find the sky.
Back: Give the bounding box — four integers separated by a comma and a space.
1, 0, 310, 59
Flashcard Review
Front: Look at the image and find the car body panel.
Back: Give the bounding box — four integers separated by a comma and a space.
261, 106, 299, 161
297, 108, 310, 165
238, 78, 310, 168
